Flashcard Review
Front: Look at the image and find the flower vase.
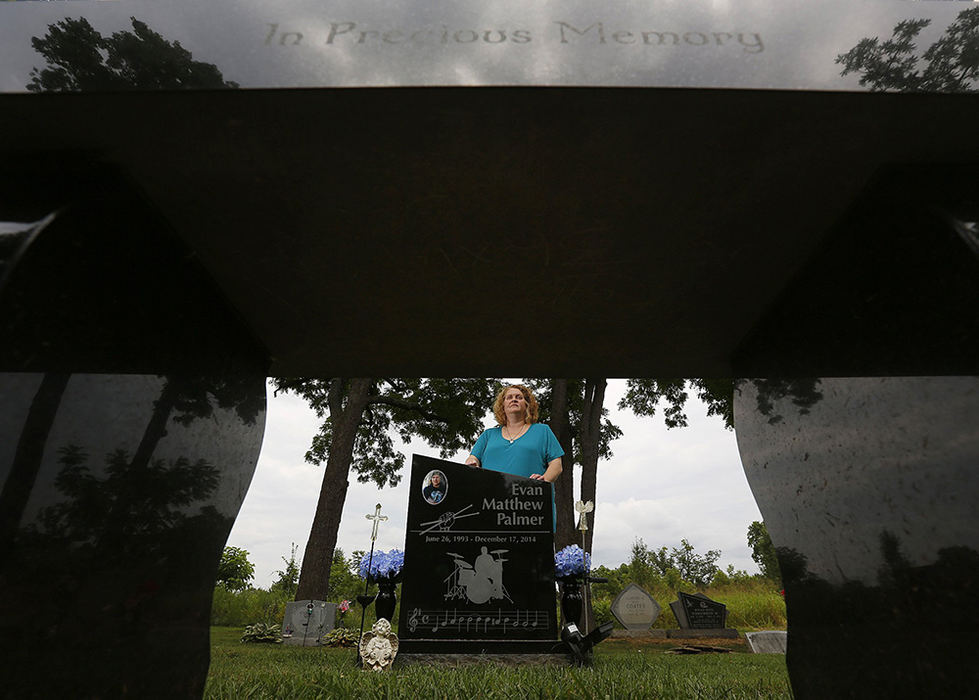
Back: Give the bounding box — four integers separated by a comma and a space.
374, 579, 397, 622
560, 577, 584, 628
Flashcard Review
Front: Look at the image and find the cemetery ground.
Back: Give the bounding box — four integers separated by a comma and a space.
205, 626, 791, 698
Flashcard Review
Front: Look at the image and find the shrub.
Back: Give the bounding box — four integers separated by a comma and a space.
321, 627, 361, 647
590, 597, 614, 626
240, 622, 282, 644
212, 587, 290, 627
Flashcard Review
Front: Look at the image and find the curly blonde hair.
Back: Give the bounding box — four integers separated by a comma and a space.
492, 384, 539, 426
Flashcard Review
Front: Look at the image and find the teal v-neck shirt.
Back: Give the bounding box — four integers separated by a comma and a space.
469, 423, 564, 478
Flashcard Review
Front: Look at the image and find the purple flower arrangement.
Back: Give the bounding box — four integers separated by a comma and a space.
358, 548, 405, 582
554, 544, 591, 579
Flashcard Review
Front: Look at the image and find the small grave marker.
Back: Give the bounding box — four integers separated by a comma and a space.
610, 583, 661, 631
282, 600, 336, 646
670, 591, 728, 629
745, 630, 787, 654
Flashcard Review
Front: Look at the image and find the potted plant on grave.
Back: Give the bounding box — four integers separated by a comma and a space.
554, 544, 592, 628
358, 549, 404, 622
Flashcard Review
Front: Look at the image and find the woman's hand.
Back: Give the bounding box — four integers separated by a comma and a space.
465, 455, 480, 468
529, 473, 544, 480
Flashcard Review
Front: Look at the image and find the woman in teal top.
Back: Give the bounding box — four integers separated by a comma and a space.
466, 384, 564, 482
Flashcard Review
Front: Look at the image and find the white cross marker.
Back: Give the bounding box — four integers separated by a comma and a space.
366, 503, 388, 542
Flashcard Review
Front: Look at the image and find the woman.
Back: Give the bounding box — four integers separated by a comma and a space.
465, 384, 563, 482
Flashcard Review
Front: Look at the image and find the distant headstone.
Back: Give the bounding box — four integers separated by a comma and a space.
398, 455, 558, 654
610, 584, 661, 631
670, 592, 728, 629
282, 600, 336, 646
745, 630, 788, 654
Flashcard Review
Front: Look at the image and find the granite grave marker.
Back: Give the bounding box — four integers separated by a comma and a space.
670, 591, 728, 629
282, 600, 336, 646
745, 631, 788, 654
610, 583, 661, 631
398, 455, 557, 653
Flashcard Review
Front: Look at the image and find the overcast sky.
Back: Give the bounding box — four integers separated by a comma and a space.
4, 0, 962, 93
227, 379, 763, 589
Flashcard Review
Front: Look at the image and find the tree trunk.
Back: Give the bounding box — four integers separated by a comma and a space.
549, 378, 576, 550
578, 378, 606, 636
128, 376, 185, 473
101, 376, 188, 549
295, 378, 373, 601
578, 378, 606, 555
0, 372, 71, 560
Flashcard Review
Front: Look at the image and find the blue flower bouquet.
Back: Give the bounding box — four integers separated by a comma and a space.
554, 544, 591, 580
358, 548, 405, 583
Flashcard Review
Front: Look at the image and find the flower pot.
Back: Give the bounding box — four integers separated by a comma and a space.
560, 577, 584, 628
374, 580, 398, 622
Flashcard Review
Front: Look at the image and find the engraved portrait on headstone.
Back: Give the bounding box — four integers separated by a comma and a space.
422, 469, 447, 505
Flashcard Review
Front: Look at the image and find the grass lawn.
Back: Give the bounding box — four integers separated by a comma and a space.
206, 627, 792, 699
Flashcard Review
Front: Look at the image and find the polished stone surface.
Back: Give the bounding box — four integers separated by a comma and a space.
736, 377, 979, 698
669, 592, 728, 630
0, 173, 269, 696
399, 456, 557, 653
0, 373, 266, 696
0, 0, 975, 93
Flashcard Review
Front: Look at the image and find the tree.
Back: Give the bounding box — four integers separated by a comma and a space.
747, 521, 782, 585
670, 538, 721, 587
836, 6, 979, 93
525, 379, 622, 551
274, 378, 499, 601
216, 546, 255, 592
27, 16, 238, 92
327, 548, 361, 603
0, 373, 70, 561
619, 378, 735, 430
649, 545, 675, 577
270, 543, 301, 598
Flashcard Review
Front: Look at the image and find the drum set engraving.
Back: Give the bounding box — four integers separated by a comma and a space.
444, 546, 513, 604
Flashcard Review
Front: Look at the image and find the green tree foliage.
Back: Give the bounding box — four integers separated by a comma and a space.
836, 6, 979, 92
33, 444, 222, 552
619, 379, 734, 430
216, 546, 255, 593
27, 16, 238, 92
327, 548, 361, 603
670, 538, 721, 587
273, 378, 499, 600
712, 564, 754, 587
621, 378, 825, 429
269, 543, 301, 598
747, 521, 781, 585
527, 379, 622, 466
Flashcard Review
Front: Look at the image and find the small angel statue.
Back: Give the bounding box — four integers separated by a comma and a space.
360, 618, 399, 672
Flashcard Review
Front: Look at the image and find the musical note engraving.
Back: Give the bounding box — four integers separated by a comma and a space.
402, 608, 550, 635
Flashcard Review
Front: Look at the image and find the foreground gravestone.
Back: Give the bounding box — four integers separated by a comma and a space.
398, 455, 558, 655
282, 600, 336, 646
610, 583, 662, 637
668, 592, 738, 639
745, 631, 788, 654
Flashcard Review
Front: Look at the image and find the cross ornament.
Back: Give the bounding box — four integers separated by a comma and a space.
575, 500, 594, 532
366, 503, 388, 542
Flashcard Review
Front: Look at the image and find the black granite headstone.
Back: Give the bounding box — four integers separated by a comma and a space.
673, 592, 728, 629
398, 455, 557, 654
